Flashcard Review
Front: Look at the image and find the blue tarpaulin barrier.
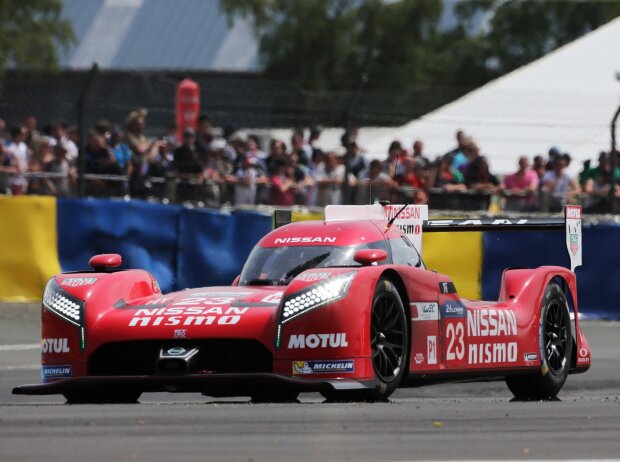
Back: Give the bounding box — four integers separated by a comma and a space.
482, 225, 618, 318
54, 198, 617, 318
57, 199, 180, 292
56, 199, 270, 293
176, 208, 271, 289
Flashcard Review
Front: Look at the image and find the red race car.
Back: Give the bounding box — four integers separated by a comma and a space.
14, 204, 590, 403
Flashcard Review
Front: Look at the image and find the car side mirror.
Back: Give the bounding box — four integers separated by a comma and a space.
353, 249, 387, 266
89, 254, 122, 271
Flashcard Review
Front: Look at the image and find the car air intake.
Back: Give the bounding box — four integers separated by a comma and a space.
88, 339, 273, 376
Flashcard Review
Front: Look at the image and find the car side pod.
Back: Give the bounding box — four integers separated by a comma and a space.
89, 254, 122, 271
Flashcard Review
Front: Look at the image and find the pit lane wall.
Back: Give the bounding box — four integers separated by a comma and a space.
0, 197, 616, 318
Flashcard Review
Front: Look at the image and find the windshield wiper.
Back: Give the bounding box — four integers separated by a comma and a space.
280, 251, 331, 283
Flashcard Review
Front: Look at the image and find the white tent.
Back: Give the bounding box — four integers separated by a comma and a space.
270, 16, 620, 175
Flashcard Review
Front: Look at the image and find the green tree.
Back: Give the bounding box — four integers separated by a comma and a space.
220, 0, 445, 91
457, 0, 620, 80
222, 0, 620, 93
0, 0, 75, 73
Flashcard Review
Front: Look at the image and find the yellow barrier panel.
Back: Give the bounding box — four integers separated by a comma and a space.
423, 232, 482, 300
292, 211, 323, 222
0, 196, 61, 301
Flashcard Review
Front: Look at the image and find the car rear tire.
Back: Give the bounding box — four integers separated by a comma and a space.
506, 283, 572, 400
63, 389, 142, 404
321, 277, 408, 402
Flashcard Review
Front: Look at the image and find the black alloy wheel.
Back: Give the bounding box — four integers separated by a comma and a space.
544, 298, 569, 375
506, 283, 572, 400
371, 288, 407, 383
322, 277, 408, 402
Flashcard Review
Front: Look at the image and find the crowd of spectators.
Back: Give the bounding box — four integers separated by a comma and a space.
1, 112, 619, 213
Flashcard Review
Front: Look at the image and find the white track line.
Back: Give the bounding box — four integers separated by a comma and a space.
0, 343, 39, 352
0, 364, 39, 371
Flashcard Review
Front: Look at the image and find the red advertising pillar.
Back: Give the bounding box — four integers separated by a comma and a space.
176, 79, 200, 142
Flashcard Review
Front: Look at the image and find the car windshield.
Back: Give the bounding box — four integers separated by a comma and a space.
239, 242, 389, 286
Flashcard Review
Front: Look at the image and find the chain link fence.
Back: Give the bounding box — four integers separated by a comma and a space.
0, 69, 471, 131
1, 68, 617, 213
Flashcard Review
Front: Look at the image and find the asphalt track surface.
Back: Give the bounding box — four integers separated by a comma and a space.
1, 303, 619, 462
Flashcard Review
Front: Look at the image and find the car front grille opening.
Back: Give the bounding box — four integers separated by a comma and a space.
88, 339, 273, 376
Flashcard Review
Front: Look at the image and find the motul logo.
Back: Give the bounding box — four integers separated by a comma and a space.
274, 237, 336, 244
288, 333, 348, 349
41, 338, 70, 354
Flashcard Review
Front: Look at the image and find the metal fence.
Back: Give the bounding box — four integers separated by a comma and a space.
2, 171, 615, 214
0, 69, 471, 132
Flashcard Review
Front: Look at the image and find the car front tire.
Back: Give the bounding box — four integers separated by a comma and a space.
322, 277, 408, 402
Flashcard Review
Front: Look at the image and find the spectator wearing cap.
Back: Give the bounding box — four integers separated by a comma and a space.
85, 130, 122, 197
173, 128, 202, 202
546, 147, 561, 171
202, 138, 234, 205
125, 108, 159, 158
503, 156, 540, 211
308, 126, 322, 151
541, 154, 580, 211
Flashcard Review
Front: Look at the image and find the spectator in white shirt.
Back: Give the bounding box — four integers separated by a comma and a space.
4, 126, 29, 195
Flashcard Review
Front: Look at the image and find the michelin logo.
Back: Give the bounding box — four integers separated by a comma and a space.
42, 365, 72, 379
292, 360, 355, 375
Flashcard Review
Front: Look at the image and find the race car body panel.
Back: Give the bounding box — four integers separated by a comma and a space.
16, 204, 590, 400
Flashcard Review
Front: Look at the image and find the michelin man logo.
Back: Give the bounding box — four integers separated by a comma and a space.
293, 361, 314, 374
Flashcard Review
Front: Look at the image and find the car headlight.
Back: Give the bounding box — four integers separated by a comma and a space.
280, 272, 355, 324
43, 278, 85, 327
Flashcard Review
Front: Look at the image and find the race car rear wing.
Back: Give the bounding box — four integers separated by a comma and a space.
275, 204, 582, 272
